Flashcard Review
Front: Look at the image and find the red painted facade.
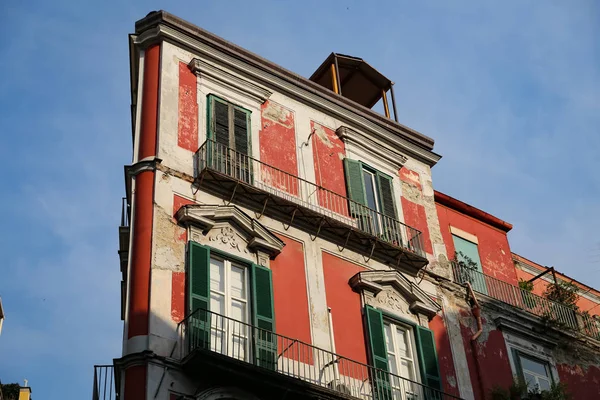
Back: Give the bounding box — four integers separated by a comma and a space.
259, 101, 299, 195
557, 363, 600, 399
311, 121, 349, 216
177, 62, 198, 152
399, 168, 433, 255
459, 315, 514, 400
429, 315, 460, 397
322, 252, 367, 365
436, 199, 517, 285
271, 234, 313, 363
171, 271, 185, 323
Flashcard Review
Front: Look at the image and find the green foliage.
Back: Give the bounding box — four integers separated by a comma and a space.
0, 383, 21, 400
488, 380, 570, 400
544, 281, 579, 310
519, 279, 534, 292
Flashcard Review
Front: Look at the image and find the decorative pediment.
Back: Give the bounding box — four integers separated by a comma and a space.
349, 270, 440, 319
175, 204, 285, 258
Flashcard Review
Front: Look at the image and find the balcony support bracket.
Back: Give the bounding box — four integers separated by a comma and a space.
364, 240, 377, 263
310, 218, 326, 241
283, 206, 299, 231
255, 196, 270, 220
337, 230, 353, 252
226, 181, 240, 205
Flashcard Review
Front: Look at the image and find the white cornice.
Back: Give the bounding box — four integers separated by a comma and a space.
134, 25, 442, 166
188, 58, 272, 104
337, 126, 408, 171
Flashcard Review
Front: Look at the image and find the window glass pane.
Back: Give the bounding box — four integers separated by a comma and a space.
520, 356, 550, 377
210, 258, 225, 292
231, 299, 247, 323
232, 334, 247, 361
523, 372, 537, 391
538, 378, 551, 391
211, 327, 224, 353
230, 264, 246, 299
452, 235, 483, 271
388, 353, 398, 375
363, 170, 378, 210
210, 293, 225, 315
384, 323, 393, 353
400, 359, 415, 381
396, 328, 410, 358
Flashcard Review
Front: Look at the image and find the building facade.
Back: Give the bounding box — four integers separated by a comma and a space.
97, 11, 600, 400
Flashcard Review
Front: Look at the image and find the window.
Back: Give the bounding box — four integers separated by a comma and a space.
344, 159, 398, 241
209, 257, 250, 360
365, 306, 442, 398
384, 321, 420, 397
187, 242, 276, 369
452, 234, 487, 294
207, 94, 251, 155
513, 350, 554, 393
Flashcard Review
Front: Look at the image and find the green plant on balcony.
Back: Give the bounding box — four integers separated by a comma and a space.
540, 281, 579, 330
543, 281, 579, 310
454, 251, 479, 283
518, 279, 538, 310
489, 379, 570, 400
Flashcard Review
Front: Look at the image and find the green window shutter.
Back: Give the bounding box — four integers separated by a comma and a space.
415, 325, 442, 396
251, 263, 276, 370
344, 158, 367, 205
208, 95, 230, 147
233, 107, 250, 155
376, 172, 397, 218
187, 241, 211, 351
365, 306, 392, 400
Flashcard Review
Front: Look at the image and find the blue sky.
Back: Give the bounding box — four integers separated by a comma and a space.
0, 1, 598, 399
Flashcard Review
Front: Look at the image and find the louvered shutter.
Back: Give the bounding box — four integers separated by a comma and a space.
188, 242, 211, 351
212, 98, 230, 147
344, 159, 371, 232
376, 172, 401, 244
415, 325, 442, 398
365, 306, 392, 400
251, 263, 276, 370
233, 108, 249, 155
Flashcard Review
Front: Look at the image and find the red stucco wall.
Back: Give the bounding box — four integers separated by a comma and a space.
399, 168, 433, 254
557, 363, 600, 399
322, 252, 367, 365
460, 312, 514, 400
260, 100, 299, 195
436, 202, 517, 285
177, 62, 198, 151
429, 315, 461, 397
271, 234, 312, 363
311, 121, 349, 216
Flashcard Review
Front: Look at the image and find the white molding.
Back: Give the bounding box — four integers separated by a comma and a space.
134, 25, 442, 166
189, 58, 272, 104
450, 226, 478, 244
337, 126, 408, 171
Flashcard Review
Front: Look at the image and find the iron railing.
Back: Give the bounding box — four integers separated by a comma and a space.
195, 140, 425, 258
92, 365, 117, 400
452, 262, 600, 340
177, 308, 461, 400
120, 197, 130, 228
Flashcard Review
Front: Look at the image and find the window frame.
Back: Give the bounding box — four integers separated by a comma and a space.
511, 348, 555, 393
207, 94, 253, 154
383, 318, 422, 385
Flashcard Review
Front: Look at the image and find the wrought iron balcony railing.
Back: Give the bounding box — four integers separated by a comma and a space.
176, 308, 461, 400
452, 262, 600, 340
92, 365, 117, 400
194, 140, 425, 259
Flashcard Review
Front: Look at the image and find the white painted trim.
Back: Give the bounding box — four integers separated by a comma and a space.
133, 49, 145, 164
450, 226, 478, 244
503, 331, 560, 388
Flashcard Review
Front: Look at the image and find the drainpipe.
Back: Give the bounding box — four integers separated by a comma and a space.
465, 282, 485, 399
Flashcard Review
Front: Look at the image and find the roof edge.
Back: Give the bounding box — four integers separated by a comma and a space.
133, 10, 437, 153
434, 190, 513, 232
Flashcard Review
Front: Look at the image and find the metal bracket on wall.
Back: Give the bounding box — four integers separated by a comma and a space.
364, 240, 377, 263
255, 196, 270, 219
283, 207, 299, 231
310, 218, 326, 241
226, 181, 239, 205
337, 230, 352, 252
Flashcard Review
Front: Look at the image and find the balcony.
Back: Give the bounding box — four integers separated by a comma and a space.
118, 197, 130, 321
176, 308, 461, 400
452, 263, 600, 341
194, 140, 427, 274
92, 365, 117, 400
